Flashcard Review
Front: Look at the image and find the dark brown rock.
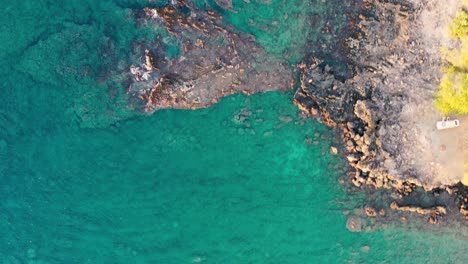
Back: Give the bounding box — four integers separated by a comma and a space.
129, 1, 292, 112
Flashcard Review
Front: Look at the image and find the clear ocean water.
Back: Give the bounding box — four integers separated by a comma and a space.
0, 1, 466, 263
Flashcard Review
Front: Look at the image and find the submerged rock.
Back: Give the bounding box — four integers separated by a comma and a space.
346, 215, 364, 232
390, 201, 447, 224
390, 201, 447, 216
214, 0, 233, 10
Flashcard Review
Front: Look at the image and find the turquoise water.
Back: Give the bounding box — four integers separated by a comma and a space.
0, 1, 467, 263
195, 0, 346, 62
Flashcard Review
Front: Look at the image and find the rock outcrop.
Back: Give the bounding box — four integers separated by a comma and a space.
127, 0, 292, 112
294, 0, 468, 220
391, 201, 450, 224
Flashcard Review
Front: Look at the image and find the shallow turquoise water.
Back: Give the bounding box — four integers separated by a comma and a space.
0, 1, 467, 263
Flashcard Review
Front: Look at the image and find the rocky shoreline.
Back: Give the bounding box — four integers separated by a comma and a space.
294, 0, 468, 224
126, 0, 467, 225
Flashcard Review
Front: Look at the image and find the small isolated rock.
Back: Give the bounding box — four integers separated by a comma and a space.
360, 245, 370, 253
215, 0, 233, 10
346, 216, 363, 232
338, 177, 345, 184
192, 256, 205, 263
241, 109, 251, 116
330, 146, 338, 155
279, 115, 293, 123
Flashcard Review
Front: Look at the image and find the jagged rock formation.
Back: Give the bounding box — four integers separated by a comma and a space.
294, 0, 468, 221
127, 0, 292, 112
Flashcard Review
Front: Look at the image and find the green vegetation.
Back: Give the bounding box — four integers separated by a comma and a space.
449, 11, 468, 38
436, 10, 468, 115
464, 162, 468, 185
